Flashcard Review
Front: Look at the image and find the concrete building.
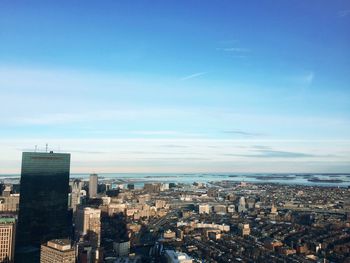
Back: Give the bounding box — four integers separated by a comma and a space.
77, 242, 93, 263
76, 207, 101, 249
137, 194, 150, 204
0, 217, 16, 263
164, 250, 193, 263
246, 198, 256, 209
70, 179, 83, 212
160, 183, 169, 191
213, 205, 227, 214
114, 256, 140, 263
2, 186, 11, 197
239, 223, 250, 236
207, 188, 218, 198
206, 229, 221, 240
163, 230, 176, 239
271, 204, 278, 215
113, 240, 130, 257
127, 184, 135, 190
89, 174, 98, 198
40, 239, 75, 263
198, 204, 210, 214
144, 183, 161, 192
177, 221, 230, 232
155, 200, 167, 209
0, 194, 19, 212
238, 196, 247, 213
176, 229, 184, 240
108, 203, 126, 216
227, 204, 235, 213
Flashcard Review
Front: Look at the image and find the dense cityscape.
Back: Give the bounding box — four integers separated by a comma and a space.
0, 151, 349, 262
1, 1, 350, 263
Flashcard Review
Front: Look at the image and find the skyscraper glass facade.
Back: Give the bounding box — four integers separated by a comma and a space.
15, 152, 71, 262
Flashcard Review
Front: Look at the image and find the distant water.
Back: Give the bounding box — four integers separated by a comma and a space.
1, 173, 349, 187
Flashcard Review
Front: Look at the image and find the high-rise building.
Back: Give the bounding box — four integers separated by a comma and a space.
15, 151, 71, 262
70, 179, 83, 213
89, 174, 98, 198
238, 196, 247, 213
0, 217, 16, 263
75, 207, 101, 262
76, 207, 101, 249
40, 239, 75, 263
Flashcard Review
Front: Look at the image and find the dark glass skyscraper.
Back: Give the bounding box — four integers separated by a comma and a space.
15, 151, 71, 262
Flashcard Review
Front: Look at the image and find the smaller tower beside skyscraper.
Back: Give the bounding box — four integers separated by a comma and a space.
70, 179, 83, 213
89, 174, 98, 198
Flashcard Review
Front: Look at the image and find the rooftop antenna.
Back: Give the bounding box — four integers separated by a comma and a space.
45, 143, 48, 153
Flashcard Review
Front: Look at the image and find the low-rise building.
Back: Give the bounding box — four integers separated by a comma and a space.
164, 250, 192, 263
113, 241, 130, 257
40, 239, 75, 263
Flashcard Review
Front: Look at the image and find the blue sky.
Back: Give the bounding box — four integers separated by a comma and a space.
0, 0, 349, 173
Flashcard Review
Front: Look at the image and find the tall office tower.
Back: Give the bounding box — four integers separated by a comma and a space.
76, 207, 101, 249
89, 174, 98, 198
15, 151, 71, 262
0, 217, 16, 263
70, 179, 82, 213
238, 196, 247, 213
40, 239, 75, 263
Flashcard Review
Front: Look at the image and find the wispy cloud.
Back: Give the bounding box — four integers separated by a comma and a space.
222, 130, 264, 137
180, 72, 207, 81
252, 150, 317, 158
130, 130, 204, 138
161, 145, 189, 148
225, 149, 330, 158
252, 145, 272, 150
338, 9, 350, 17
